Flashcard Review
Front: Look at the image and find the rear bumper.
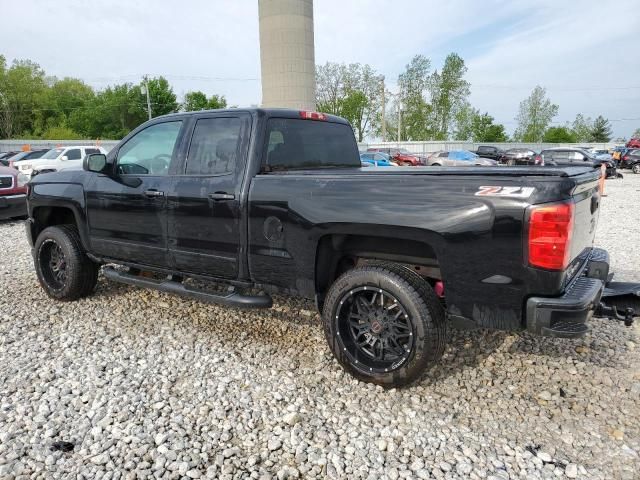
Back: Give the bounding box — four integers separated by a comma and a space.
526, 248, 608, 338
0, 194, 27, 220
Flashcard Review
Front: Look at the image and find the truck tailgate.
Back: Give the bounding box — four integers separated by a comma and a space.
569, 172, 601, 265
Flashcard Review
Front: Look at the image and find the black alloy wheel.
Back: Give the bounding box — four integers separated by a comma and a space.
34, 225, 99, 301
336, 286, 414, 373
39, 239, 68, 290
323, 262, 447, 386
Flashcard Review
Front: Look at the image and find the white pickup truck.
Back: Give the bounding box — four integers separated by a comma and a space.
14, 145, 108, 178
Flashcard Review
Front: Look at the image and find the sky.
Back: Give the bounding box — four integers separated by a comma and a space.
1, 0, 639, 139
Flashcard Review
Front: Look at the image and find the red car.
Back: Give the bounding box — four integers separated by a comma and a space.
626, 138, 640, 149
0, 165, 28, 220
367, 147, 425, 166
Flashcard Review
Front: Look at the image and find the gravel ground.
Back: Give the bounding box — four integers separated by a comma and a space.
1, 175, 639, 480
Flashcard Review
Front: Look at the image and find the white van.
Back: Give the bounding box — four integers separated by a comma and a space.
14, 145, 108, 178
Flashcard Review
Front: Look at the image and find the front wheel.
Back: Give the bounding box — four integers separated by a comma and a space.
34, 225, 99, 301
322, 262, 447, 387
633, 164, 640, 174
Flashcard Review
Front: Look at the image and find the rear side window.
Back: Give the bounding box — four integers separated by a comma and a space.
85, 148, 100, 155
185, 117, 241, 175
264, 118, 360, 171
66, 148, 81, 160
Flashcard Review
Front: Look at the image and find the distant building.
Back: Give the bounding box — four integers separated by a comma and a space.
258, 0, 316, 110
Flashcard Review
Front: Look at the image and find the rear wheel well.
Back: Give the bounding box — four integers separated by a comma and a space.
32, 206, 78, 240
315, 234, 441, 307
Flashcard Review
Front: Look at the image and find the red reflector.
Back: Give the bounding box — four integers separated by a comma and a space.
528, 202, 574, 270
299, 110, 327, 121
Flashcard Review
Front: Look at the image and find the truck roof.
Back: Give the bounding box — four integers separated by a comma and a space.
154, 108, 351, 125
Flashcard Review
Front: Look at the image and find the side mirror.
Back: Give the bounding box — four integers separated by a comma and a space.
84, 153, 109, 174
61, 155, 69, 161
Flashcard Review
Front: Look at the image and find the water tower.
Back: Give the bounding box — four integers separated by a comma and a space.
258, 0, 316, 110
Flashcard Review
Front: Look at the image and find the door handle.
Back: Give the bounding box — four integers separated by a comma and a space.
208, 192, 235, 201
143, 189, 165, 197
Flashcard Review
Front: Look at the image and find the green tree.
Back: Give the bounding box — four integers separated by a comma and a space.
453, 102, 478, 140
514, 86, 558, 142
34, 77, 95, 137
471, 113, 508, 142
590, 115, 612, 142
41, 125, 83, 140
397, 55, 432, 141
145, 76, 178, 117
316, 62, 346, 115
206, 94, 227, 110
571, 113, 593, 142
632, 128, 640, 139
543, 126, 577, 143
183, 91, 208, 111
182, 91, 227, 111
83, 83, 147, 139
428, 53, 470, 140
315, 62, 382, 141
0, 58, 47, 136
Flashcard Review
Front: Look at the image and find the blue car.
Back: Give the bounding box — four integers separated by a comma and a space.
359, 152, 395, 167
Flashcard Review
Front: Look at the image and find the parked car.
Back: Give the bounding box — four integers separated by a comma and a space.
3, 149, 49, 168
579, 147, 612, 161
619, 149, 640, 174
625, 138, 640, 149
427, 150, 497, 167
474, 145, 505, 162
0, 165, 28, 220
0, 151, 20, 166
26, 108, 633, 387
359, 152, 395, 167
367, 147, 425, 166
501, 148, 537, 166
534, 148, 617, 178
14, 145, 107, 178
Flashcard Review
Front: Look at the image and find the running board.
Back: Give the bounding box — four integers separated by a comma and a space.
102, 267, 272, 309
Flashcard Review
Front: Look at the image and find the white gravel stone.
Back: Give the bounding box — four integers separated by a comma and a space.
0, 176, 639, 478
565, 463, 578, 478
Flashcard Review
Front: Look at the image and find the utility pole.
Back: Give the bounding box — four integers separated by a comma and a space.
142, 76, 152, 120
380, 76, 386, 143
397, 100, 402, 143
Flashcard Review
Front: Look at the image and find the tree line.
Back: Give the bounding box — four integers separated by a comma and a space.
316, 54, 622, 143
0, 52, 633, 142
0, 54, 226, 140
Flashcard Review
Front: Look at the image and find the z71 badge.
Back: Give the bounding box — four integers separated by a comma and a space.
475, 186, 535, 198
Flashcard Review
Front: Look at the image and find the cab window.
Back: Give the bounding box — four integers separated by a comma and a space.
185, 117, 241, 175
117, 121, 182, 175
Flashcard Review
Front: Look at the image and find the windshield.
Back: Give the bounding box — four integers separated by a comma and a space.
40, 148, 64, 159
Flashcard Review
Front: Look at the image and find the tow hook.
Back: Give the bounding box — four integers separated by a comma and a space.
595, 302, 635, 327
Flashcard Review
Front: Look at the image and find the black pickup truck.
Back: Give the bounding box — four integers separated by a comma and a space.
474, 145, 505, 162
25, 109, 637, 386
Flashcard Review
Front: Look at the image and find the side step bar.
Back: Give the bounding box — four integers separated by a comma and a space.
103, 267, 272, 309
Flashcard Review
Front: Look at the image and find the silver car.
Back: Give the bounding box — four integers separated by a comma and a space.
427, 150, 497, 167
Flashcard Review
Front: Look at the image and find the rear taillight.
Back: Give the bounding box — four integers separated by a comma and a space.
299, 110, 327, 121
534, 154, 544, 165
528, 202, 574, 270
622, 155, 629, 161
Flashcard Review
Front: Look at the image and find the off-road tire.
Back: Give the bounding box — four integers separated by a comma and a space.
323, 262, 447, 387
34, 225, 99, 301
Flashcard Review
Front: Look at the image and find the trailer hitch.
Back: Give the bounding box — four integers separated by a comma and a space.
595, 302, 635, 327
